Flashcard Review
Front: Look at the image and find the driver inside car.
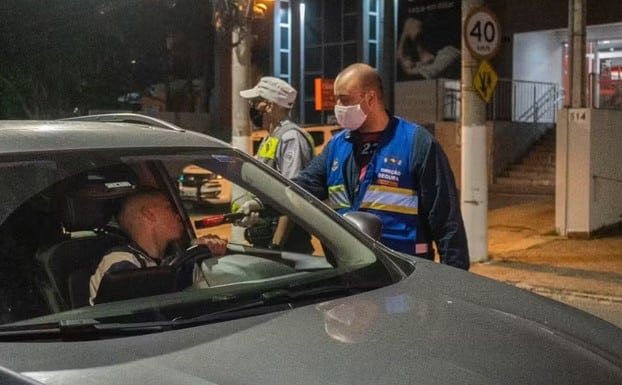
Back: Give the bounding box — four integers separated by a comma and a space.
89, 188, 227, 305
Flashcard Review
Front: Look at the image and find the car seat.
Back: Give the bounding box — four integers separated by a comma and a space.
36, 171, 135, 311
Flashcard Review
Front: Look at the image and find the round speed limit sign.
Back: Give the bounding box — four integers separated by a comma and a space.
464, 7, 501, 60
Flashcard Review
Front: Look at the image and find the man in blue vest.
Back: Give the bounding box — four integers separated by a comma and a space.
293, 63, 469, 269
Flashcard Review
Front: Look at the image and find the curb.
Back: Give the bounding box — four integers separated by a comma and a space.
507, 281, 622, 304
471, 261, 622, 304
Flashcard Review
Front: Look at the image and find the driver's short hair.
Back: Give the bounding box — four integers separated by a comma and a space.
116, 187, 168, 231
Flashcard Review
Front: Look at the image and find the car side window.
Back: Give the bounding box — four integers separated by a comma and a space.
176, 160, 326, 258
0, 159, 150, 319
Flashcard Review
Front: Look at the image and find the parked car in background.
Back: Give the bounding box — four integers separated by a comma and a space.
178, 164, 232, 206
0, 114, 621, 385
306, 124, 343, 153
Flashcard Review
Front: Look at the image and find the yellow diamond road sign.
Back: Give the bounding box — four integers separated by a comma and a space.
473, 59, 498, 103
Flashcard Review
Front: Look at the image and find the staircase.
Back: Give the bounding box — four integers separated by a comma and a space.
490, 132, 556, 195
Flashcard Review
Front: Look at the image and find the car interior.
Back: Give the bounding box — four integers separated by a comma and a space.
0, 163, 142, 321
32, 161, 211, 311
0, 149, 380, 325
35, 168, 137, 311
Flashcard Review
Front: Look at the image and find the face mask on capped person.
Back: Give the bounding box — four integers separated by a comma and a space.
249, 106, 264, 128
334, 103, 367, 131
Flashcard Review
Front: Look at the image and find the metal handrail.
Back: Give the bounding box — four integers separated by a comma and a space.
516, 84, 563, 122
441, 78, 563, 123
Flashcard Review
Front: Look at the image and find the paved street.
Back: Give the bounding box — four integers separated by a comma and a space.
473, 192, 622, 329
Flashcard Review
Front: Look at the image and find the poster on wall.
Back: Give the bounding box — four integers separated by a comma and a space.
396, 0, 461, 81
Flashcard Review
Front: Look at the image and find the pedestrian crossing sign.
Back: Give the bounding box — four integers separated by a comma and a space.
473, 59, 498, 103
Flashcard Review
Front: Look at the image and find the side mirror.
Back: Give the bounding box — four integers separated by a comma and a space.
343, 211, 382, 241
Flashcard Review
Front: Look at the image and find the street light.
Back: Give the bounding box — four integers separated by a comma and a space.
212, 0, 272, 47
252, 3, 268, 17
210, 0, 273, 242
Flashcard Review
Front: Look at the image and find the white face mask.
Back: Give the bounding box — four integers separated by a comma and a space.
334, 103, 367, 131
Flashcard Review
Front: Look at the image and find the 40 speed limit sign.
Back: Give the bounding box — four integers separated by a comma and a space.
464, 6, 501, 60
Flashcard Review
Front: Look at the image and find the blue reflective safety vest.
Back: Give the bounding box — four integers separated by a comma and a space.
325, 119, 425, 255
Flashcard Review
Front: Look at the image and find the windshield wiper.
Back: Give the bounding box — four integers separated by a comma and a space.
0, 318, 174, 341
172, 283, 379, 327
0, 284, 379, 341
0, 299, 293, 341
259, 284, 377, 304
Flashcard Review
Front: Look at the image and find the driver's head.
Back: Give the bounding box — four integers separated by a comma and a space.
117, 189, 183, 244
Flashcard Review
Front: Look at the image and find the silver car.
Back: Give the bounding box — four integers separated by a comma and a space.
0, 114, 620, 385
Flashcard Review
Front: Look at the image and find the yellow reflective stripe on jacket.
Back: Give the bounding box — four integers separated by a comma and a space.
360, 184, 418, 215
256, 137, 280, 159
328, 184, 350, 209
302, 131, 316, 154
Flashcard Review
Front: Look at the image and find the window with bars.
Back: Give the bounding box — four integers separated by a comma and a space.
273, 0, 291, 84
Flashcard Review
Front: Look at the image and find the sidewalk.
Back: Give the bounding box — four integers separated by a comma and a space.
470, 193, 622, 304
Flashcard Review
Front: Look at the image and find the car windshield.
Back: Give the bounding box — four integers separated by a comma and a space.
0, 145, 406, 329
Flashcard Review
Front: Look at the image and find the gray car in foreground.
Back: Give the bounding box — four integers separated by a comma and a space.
0, 114, 621, 385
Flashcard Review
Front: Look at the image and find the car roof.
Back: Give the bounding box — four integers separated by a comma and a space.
0, 119, 231, 154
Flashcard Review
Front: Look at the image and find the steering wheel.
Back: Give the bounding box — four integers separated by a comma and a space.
167, 244, 215, 269
165, 244, 217, 289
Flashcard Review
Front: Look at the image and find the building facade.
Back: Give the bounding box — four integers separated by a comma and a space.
262, 0, 622, 125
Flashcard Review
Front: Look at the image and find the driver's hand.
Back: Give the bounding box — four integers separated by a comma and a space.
192, 234, 227, 256
235, 199, 262, 227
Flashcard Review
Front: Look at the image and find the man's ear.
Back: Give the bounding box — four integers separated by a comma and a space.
367, 90, 377, 107
360, 90, 375, 113
140, 205, 157, 221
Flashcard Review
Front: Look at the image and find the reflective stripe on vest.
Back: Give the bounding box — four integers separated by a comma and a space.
328, 184, 350, 209
360, 185, 418, 215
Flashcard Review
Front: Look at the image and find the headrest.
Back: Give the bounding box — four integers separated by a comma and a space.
60, 167, 137, 232
61, 194, 117, 232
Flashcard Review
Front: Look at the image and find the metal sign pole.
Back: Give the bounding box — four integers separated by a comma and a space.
461, 0, 492, 263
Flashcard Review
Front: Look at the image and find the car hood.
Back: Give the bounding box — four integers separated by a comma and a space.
3, 259, 622, 385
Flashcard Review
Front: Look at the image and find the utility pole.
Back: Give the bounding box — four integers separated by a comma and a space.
212, 0, 255, 154
230, 22, 252, 242
380, 0, 395, 112
213, 0, 258, 242
231, 24, 252, 154
555, 0, 587, 237
568, 0, 586, 108
461, 0, 488, 263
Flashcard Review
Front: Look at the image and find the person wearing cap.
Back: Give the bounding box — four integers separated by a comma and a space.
235, 76, 315, 253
